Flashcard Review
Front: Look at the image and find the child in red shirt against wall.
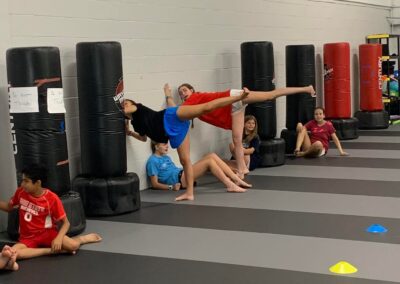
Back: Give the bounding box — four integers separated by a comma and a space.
0, 164, 101, 268
294, 107, 348, 158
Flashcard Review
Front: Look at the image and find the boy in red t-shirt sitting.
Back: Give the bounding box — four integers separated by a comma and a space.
294, 107, 349, 158
0, 164, 101, 268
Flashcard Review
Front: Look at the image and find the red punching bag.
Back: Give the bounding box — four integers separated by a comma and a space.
359, 44, 383, 111
324, 42, 351, 118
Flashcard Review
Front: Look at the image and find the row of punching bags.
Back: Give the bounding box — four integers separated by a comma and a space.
322, 42, 388, 130
241, 41, 317, 162
241, 41, 388, 159
6, 43, 141, 239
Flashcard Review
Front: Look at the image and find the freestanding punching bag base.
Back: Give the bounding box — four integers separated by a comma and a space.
354, 110, 389, 129
73, 172, 141, 216
7, 209, 19, 241
331, 118, 359, 140
7, 191, 87, 241
60, 191, 86, 236
259, 138, 286, 167
280, 129, 298, 154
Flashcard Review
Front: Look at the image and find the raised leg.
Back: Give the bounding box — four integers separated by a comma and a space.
242, 85, 315, 105
176, 91, 248, 120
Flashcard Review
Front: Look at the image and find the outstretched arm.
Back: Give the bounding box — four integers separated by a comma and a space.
331, 133, 349, 156
164, 83, 177, 107
127, 131, 147, 142
125, 119, 147, 142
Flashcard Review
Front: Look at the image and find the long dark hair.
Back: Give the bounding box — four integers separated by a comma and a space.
243, 115, 258, 144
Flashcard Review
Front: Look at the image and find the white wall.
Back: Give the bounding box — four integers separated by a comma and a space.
0, 0, 391, 199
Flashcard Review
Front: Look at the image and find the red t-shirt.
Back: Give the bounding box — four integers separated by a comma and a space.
182, 91, 232, 130
305, 120, 336, 151
9, 187, 66, 239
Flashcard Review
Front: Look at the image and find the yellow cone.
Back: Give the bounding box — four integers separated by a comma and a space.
329, 261, 358, 274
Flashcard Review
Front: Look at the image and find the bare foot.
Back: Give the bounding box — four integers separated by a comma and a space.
175, 193, 194, 201
78, 233, 102, 245
236, 172, 245, 180
5, 253, 19, 271
297, 151, 305, 157
1, 246, 19, 271
307, 85, 316, 97
241, 88, 250, 100
1, 245, 13, 258
227, 183, 247, 193
234, 178, 252, 188
295, 150, 305, 157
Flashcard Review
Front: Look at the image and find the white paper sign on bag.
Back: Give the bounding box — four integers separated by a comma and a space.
47, 88, 66, 113
9, 87, 39, 113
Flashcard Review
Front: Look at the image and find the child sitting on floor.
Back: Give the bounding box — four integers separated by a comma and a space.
0, 164, 102, 264
294, 107, 348, 158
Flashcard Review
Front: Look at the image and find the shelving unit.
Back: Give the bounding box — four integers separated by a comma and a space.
366, 34, 400, 123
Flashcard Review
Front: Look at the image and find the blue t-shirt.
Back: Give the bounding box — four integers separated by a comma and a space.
146, 155, 182, 185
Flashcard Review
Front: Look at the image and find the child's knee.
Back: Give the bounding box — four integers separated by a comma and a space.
209, 159, 217, 168
203, 153, 212, 159
314, 141, 324, 149
296, 123, 304, 133
207, 153, 218, 160
67, 240, 80, 251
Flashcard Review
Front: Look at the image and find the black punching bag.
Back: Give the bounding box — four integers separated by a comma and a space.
285, 45, 316, 130
241, 41, 276, 139
241, 42, 285, 167
74, 41, 141, 216
281, 45, 316, 154
7, 47, 70, 195
76, 42, 126, 177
